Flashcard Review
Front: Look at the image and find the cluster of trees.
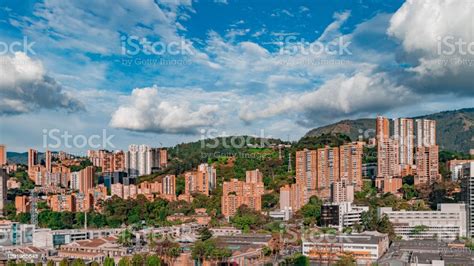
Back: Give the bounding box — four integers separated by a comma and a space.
298, 196, 323, 226
281, 253, 310, 266
191, 238, 232, 264
69, 159, 93, 172
102, 195, 189, 227
359, 208, 395, 238
230, 205, 270, 232
294, 134, 351, 150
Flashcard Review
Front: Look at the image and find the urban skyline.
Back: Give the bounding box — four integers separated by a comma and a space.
1, 0, 474, 152
1, 0, 474, 265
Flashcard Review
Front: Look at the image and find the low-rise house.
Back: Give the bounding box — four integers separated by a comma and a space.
302, 232, 389, 265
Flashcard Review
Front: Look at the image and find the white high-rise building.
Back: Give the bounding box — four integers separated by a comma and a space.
137, 145, 148, 176
126, 145, 163, 177
393, 118, 414, 167
415, 119, 436, 147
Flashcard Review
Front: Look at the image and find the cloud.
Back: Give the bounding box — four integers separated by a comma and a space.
9, 0, 193, 55
109, 86, 220, 134
318, 11, 351, 42
0, 52, 84, 115
388, 0, 474, 96
214, 0, 228, 4
239, 68, 416, 125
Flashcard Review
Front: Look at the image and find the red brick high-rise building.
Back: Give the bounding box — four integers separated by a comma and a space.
280, 183, 305, 212
28, 148, 38, 181
221, 178, 264, 218
415, 145, 441, 185
45, 150, 52, 173
79, 166, 95, 194
0, 145, 6, 165
317, 146, 340, 199
339, 142, 363, 189
295, 149, 317, 193
295, 143, 362, 200
376, 116, 390, 143
160, 149, 168, 168
376, 116, 400, 178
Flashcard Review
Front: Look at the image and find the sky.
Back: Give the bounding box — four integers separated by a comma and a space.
0, 0, 473, 153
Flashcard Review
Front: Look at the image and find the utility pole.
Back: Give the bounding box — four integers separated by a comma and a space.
287, 153, 292, 173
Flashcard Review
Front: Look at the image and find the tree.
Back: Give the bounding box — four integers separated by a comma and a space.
118, 257, 131, 266
377, 215, 394, 237
145, 255, 161, 266
230, 205, 269, 231
46, 260, 55, 266
361, 209, 378, 231
118, 229, 133, 247
262, 192, 279, 210
284, 253, 309, 266
59, 258, 69, 266
191, 239, 231, 264
131, 254, 144, 266
146, 232, 157, 251
90, 262, 100, 266
299, 196, 323, 225
198, 227, 213, 241
401, 184, 417, 200
352, 222, 363, 233
411, 225, 429, 235
104, 257, 115, 266
335, 253, 356, 266
261, 246, 272, 256
71, 259, 86, 266
3, 202, 16, 220
166, 247, 181, 265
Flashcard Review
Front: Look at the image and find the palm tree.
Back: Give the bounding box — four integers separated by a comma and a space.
104, 257, 115, 266
118, 229, 133, 247
166, 246, 181, 265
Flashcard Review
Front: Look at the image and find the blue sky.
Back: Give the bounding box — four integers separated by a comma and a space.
0, 0, 473, 153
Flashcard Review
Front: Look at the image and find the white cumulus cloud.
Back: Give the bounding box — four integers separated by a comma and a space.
388, 0, 474, 95
109, 86, 220, 134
